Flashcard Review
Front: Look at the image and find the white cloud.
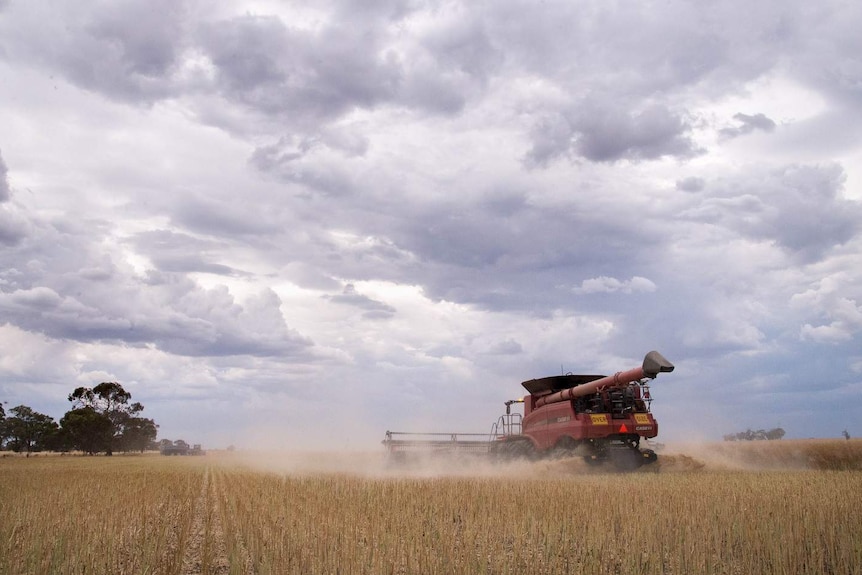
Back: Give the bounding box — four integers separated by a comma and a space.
792, 272, 862, 342
572, 276, 657, 295
799, 323, 853, 343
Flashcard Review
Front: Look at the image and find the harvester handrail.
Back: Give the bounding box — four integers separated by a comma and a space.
489, 412, 522, 440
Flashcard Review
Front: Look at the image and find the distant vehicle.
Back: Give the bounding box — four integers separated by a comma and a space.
160, 440, 206, 456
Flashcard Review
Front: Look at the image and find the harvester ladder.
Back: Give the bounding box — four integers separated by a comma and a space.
489, 412, 522, 440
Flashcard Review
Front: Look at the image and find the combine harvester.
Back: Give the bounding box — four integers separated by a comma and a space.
383, 351, 674, 470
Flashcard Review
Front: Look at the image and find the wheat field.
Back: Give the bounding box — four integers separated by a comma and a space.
1, 440, 861, 575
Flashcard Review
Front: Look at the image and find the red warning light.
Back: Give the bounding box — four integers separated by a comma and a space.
619, 423, 628, 433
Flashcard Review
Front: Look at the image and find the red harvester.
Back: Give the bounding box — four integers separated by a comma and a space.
383, 351, 674, 470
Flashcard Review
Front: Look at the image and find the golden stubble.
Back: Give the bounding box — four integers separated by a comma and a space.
1, 439, 860, 575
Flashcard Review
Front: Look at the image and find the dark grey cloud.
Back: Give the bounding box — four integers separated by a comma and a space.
196, 13, 405, 128
782, 3, 862, 110
0, 275, 313, 358
130, 230, 246, 276
330, 197, 669, 313
484, 338, 523, 355
252, 126, 371, 168
0, 148, 27, 245
0, 204, 32, 247
422, 18, 503, 83
333, 0, 422, 22
171, 194, 286, 237
0, 2, 403, 126
483, 0, 741, 88
86, 1, 186, 79
0, 0, 190, 103
2, 0, 862, 445
0, 148, 9, 202
0, 1, 848, 124
248, 137, 360, 198
246, 147, 669, 310
676, 176, 706, 192
194, 4, 503, 130
0, 0, 837, 159
683, 163, 861, 261
394, 14, 505, 115
324, 283, 396, 320
0, 214, 314, 358
719, 112, 777, 139
151, 258, 239, 277
526, 102, 702, 166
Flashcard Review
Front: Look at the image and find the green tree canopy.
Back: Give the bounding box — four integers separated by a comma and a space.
2, 405, 59, 454
67, 382, 147, 455
60, 407, 113, 455
723, 427, 786, 441
120, 417, 158, 452
0, 402, 6, 448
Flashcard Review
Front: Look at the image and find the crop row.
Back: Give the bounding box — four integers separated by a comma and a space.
1, 453, 860, 574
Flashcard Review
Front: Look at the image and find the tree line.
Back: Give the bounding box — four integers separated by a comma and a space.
722, 427, 786, 441
0, 382, 158, 455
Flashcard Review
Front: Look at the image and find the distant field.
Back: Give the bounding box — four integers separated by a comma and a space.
1, 440, 860, 574
658, 438, 862, 471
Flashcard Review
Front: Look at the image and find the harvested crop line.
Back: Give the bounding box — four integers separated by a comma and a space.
181, 466, 230, 575
211, 467, 255, 575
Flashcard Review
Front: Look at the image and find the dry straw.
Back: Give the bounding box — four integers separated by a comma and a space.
1, 441, 860, 574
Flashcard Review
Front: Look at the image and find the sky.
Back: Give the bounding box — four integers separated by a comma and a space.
1, 0, 861, 450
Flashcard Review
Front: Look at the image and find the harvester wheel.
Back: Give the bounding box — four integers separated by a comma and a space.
641, 449, 658, 465
610, 448, 645, 471
551, 436, 580, 459
583, 454, 605, 466
583, 441, 608, 466
495, 438, 535, 461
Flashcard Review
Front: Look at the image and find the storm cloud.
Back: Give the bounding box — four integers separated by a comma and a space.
0, 0, 860, 448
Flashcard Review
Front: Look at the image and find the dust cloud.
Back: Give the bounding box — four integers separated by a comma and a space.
209, 438, 862, 479
653, 438, 862, 472
218, 449, 563, 479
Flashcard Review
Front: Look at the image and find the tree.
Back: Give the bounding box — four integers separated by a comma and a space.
723, 427, 786, 441
67, 382, 145, 456
120, 417, 158, 452
0, 402, 6, 449
60, 407, 113, 455
2, 405, 59, 455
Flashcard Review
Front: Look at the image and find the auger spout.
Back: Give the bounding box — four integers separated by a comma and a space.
534, 351, 674, 408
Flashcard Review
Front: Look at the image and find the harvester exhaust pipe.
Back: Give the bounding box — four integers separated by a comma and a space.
534, 351, 674, 408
